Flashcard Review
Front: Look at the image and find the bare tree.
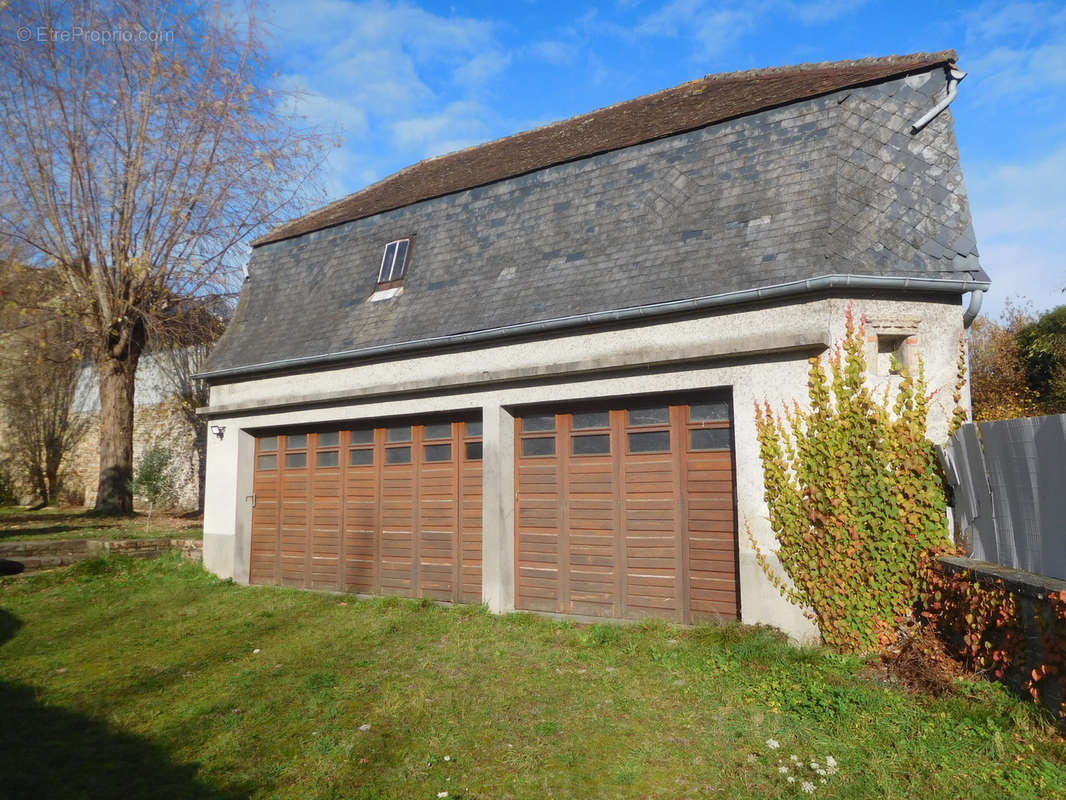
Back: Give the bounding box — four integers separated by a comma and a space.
0, 342, 91, 505
0, 263, 91, 504
0, 0, 325, 512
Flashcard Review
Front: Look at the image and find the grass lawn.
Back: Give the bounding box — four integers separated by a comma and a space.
0, 505, 203, 542
1, 556, 1064, 800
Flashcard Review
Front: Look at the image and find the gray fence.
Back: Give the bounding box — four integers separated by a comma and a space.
938, 414, 1066, 582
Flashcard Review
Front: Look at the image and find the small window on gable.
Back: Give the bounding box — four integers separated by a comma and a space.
877, 335, 908, 376
378, 238, 410, 284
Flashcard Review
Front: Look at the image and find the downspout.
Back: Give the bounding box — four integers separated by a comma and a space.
963, 288, 984, 328
911, 66, 967, 134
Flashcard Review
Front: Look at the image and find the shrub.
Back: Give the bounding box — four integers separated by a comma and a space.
131, 446, 178, 529
750, 310, 955, 653
0, 466, 19, 505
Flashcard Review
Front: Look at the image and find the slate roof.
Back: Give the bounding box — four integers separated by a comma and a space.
204, 52, 987, 379
258, 51, 957, 246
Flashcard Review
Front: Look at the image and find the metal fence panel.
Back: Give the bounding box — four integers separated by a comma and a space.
942, 415, 1066, 582
977, 415, 1066, 581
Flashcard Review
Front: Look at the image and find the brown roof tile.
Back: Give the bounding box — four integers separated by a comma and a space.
255, 50, 957, 246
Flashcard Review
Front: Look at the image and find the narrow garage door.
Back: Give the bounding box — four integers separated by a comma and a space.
250, 418, 483, 603
515, 396, 737, 623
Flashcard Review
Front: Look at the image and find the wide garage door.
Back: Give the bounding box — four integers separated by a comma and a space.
250, 417, 483, 603
515, 395, 737, 623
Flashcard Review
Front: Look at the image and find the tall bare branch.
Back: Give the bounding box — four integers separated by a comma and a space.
0, 0, 327, 511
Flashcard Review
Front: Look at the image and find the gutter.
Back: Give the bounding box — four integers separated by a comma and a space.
196, 273, 990, 383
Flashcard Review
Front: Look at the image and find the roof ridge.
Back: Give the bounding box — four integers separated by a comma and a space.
256, 50, 958, 246
699, 50, 957, 82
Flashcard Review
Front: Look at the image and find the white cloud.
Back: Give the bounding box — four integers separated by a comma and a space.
784, 0, 868, 25
963, 1, 1049, 41
278, 74, 369, 138
967, 144, 1066, 316
390, 101, 489, 157
963, 2, 1066, 104
631, 0, 864, 59
261, 0, 508, 194
454, 51, 513, 87
529, 39, 579, 66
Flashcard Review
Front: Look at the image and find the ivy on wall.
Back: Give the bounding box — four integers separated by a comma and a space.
924, 564, 1066, 718
750, 309, 952, 653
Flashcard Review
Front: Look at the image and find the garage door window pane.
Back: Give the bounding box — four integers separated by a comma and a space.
522, 437, 555, 457
259, 436, 277, 452
628, 407, 669, 426
572, 434, 610, 455
465, 441, 483, 460
572, 411, 609, 430
386, 446, 411, 464
285, 452, 307, 468
465, 420, 482, 437
690, 428, 731, 451
521, 414, 555, 432
628, 431, 670, 453
257, 454, 277, 470
689, 402, 730, 422
387, 426, 411, 442
318, 432, 339, 447
316, 450, 339, 467
350, 448, 373, 466
425, 423, 451, 440
286, 433, 307, 449
424, 443, 452, 462
350, 429, 374, 445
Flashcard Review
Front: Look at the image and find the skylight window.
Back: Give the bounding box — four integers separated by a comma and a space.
378, 238, 410, 284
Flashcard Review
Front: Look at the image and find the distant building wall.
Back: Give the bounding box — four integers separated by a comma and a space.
67, 398, 202, 512
0, 350, 205, 511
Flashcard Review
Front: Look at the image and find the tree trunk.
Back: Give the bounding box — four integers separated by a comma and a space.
44, 446, 61, 506
94, 350, 140, 514
194, 420, 207, 513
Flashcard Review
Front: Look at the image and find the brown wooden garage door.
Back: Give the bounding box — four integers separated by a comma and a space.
250, 418, 483, 603
515, 395, 737, 623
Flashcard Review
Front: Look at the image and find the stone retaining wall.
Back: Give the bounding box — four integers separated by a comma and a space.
937, 556, 1066, 720
0, 538, 203, 575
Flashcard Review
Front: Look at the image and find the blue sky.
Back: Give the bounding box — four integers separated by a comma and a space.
262, 0, 1066, 319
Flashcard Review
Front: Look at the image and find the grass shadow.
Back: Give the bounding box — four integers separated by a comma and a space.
0, 609, 246, 799
0, 525, 83, 541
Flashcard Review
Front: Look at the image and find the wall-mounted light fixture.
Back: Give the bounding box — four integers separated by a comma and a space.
210, 425, 226, 440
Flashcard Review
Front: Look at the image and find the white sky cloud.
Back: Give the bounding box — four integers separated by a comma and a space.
390, 101, 489, 156
967, 143, 1066, 316
262, 0, 509, 198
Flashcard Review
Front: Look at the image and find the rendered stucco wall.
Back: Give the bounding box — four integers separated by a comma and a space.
201, 295, 967, 642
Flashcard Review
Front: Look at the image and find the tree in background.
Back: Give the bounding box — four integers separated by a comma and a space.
0, 0, 326, 512
0, 263, 91, 504
0, 344, 91, 505
151, 299, 227, 511
967, 303, 1041, 422
1017, 306, 1066, 415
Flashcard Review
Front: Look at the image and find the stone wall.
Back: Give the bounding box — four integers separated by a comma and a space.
0, 537, 203, 574
66, 399, 204, 512
937, 556, 1066, 721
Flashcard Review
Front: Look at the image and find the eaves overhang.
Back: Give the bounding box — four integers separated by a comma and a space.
195, 273, 989, 385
